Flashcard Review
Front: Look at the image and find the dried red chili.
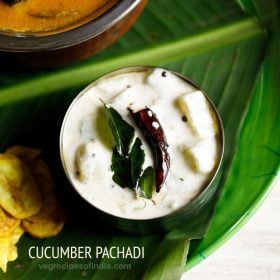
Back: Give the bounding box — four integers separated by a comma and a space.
129, 107, 170, 192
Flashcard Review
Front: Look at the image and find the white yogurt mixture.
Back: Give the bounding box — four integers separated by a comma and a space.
61, 68, 221, 219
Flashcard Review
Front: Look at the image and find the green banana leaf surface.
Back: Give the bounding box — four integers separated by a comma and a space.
0, 0, 279, 279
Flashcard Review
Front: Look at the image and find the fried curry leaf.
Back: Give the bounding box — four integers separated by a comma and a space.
104, 105, 134, 156
130, 137, 145, 186
106, 106, 148, 192
111, 147, 133, 188
139, 166, 155, 199
111, 137, 146, 190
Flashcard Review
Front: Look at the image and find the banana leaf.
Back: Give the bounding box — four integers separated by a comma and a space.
0, 0, 279, 279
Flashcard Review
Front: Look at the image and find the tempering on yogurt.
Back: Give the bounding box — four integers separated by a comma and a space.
60, 67, 222, 219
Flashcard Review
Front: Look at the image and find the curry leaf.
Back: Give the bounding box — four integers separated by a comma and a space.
104, 105, 134, 156
130, 137, 145, 187
111, 137, 145, 189
106, 106, 146, 190
139, 166, 155, 199
111, 147, 133, 188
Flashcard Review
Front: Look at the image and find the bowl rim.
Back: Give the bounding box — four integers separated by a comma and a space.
59, 65, 225, 224
0, 0, 141, 52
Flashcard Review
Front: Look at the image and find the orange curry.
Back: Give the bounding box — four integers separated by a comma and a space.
0, 0, 118, 33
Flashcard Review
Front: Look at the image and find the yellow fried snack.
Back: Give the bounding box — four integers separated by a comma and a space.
0, 226, 24, 273
33, 159, 56, 192
8, 147, 67, 237
0, 206, 20, 237
0, 154, 42, 219
22, 159, 66, 238
5, 146, 41, 166
6, 146, 55, 193
0, 146, 66, 272
0, 236, 11, 273
22, 207, 66, 239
